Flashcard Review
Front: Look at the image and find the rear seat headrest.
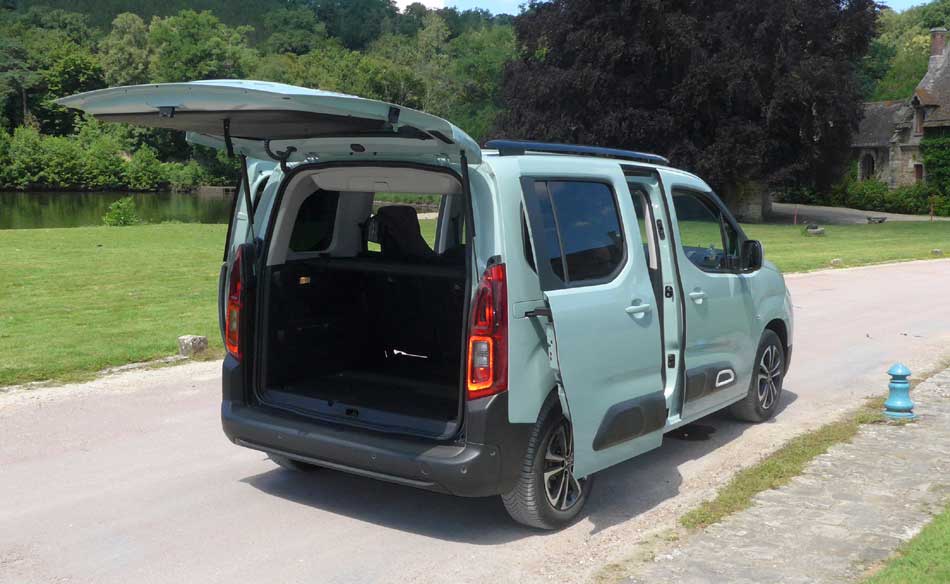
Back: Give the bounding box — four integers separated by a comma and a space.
374, 205, 434, 260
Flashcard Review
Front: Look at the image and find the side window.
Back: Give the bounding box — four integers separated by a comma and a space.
531, 180, 625, 284
289, 190, 340, 253
672, 189, 738, 271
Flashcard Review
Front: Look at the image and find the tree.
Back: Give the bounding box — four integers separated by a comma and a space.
308, 0, 398, 50
100, 13, 150, 87
260, 7, 329, 55
147, 10, 256, 82
0, 36, 42, 127
496, 0, 880, 207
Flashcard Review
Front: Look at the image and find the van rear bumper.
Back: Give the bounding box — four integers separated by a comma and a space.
222, 393, 531, 497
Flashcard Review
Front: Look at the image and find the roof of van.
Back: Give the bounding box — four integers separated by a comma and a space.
483, 139, 669, 165
480, 142, 705, 185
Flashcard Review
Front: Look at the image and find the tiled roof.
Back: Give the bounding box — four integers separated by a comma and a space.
853, 101, 903, 147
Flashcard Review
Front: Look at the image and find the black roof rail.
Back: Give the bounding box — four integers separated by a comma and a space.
483, 139, 669, 165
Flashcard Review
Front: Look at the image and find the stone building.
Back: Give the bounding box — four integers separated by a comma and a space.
853, 27, 950, 187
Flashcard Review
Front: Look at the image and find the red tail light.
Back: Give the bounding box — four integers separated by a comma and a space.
467, 263, 508, 399
225, 247, 243, 361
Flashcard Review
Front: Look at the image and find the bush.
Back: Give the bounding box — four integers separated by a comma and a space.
0, 130, 11, 188
125, 146, 167, 191
102, 196, 140, 226
164, 159, 209, 192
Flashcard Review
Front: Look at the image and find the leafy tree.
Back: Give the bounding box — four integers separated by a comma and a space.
14, 7, 97, 47
100, 13, 150, 86
0, 35, 42, 127
397, 2, 430, 36
36, 46, 104, 134
260, 7, 329, 55
147, 10, 256, 82
308, 0, 398, 49
496, 0, 880, 206
443, 24, 515, 140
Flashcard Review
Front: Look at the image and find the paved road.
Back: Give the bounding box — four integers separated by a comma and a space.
770, 202, 950, 225
3, 260, 950, 584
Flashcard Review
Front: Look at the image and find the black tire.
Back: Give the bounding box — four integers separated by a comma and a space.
501, 399, 594, 529
730, 329, 785, 422
267, 453, 321, 472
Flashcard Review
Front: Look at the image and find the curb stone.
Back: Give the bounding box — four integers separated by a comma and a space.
624, 368, 950, 584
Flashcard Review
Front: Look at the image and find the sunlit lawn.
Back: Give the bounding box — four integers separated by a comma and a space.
1, 220, 948, 386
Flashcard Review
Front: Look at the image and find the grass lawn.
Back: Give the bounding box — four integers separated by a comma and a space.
743, 222, 950, 273
0, 224, 227, 386
0, 220, 948, 387
865, 503, 950, 583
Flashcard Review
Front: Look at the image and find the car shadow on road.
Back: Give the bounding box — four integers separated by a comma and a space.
241, 389, 798, 544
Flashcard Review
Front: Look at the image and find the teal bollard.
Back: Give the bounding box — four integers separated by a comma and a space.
884, 363, 917, 421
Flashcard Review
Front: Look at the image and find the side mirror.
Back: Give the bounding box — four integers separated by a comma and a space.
740, 240, 763, 271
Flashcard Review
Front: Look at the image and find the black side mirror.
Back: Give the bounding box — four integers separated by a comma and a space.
740, 240, 763, 271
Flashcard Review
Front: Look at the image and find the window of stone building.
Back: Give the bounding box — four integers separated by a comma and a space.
915, 164, 924, 183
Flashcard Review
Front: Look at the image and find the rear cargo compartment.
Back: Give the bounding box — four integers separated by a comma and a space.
257, 168, 469, 438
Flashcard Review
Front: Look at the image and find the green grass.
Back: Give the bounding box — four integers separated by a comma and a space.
865, 504, 950, 583
680, 398, 887, 529
0, 220, 948, 387
0, 224, 228, 387
742, 222, 950, 273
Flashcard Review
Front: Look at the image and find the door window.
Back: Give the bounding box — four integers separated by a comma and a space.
531, 180, 626, 285
672, 189, 738, 271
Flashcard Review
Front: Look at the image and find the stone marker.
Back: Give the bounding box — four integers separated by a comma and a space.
933, 248, 944, 256
830, 258, 843, 266
805, 226, 825, 236
178, 335, 208, 357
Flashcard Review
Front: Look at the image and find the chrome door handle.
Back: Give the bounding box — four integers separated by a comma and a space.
688, 290, 707, 304
625, 303, 652, 316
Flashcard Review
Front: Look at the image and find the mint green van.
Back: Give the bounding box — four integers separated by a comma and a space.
58, 80, 793, 529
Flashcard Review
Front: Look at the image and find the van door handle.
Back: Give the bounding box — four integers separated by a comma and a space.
625, 303, 652, 316
688, 290, 707, 304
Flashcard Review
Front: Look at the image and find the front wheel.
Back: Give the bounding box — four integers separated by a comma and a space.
502, 404, 594, 529
730, 329, 785, 422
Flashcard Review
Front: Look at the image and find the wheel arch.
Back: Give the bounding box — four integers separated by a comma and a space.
764, 318, 790, 372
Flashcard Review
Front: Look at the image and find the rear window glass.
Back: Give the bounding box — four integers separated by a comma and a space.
289, 190, 339, 253
534, 180, 625, 283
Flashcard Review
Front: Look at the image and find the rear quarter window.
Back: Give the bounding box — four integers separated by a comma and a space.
528, 179, 626, 285
289, 190, 340, 253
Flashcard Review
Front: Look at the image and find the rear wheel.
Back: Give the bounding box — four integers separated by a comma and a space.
502, 403, 593, 529
730, 329, 785, 422
267, 453, 321, 472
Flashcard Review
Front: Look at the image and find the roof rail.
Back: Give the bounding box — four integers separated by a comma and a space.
483, 139, 669, 165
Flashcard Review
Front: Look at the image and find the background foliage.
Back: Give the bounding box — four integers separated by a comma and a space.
0, 0, 515, 191
1, 0, 950, 209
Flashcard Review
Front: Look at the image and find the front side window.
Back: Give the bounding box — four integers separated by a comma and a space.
672, 189, 738, 271
530, 180, 625, 284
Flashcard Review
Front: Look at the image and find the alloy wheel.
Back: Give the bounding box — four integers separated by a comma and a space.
543, 422, 586, 511
757, 344, 783, 410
